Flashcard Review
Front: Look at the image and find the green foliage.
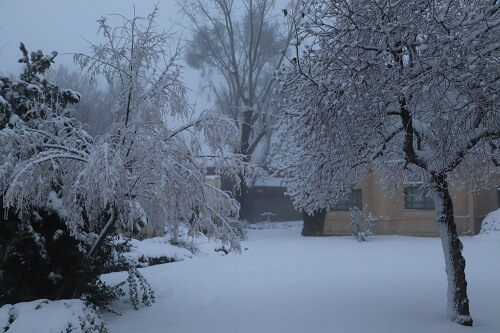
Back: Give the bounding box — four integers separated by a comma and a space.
81, 279, 125, 315
0, 207, 81, 305
0, 206, 125, 308
127, 266, 155, 310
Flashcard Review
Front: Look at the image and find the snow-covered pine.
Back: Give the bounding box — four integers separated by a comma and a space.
0, 43, 80, 129
276, 0, 499, 326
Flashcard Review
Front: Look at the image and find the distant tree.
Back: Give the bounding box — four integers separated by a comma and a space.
46, 66, 114, 136
178, 0, 306, 219
277, 0, 499, 326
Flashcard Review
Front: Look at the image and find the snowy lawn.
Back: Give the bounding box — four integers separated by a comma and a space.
103, 222, 500, 333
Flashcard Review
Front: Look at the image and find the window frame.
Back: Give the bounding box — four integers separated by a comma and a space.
404, 186, 435, 210
330, 189, 362, 211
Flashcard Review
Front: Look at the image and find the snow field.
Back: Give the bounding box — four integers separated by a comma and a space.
104, 222, 500, 333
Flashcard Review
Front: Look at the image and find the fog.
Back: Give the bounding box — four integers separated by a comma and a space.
0, 0, 208, 111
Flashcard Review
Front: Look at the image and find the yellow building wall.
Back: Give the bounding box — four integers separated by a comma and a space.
323, 173, 498, 237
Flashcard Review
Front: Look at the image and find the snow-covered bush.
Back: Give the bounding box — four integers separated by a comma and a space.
0, 299, 107, 333
479, 209, 500, 240
126, 266, 155, 310
348, 206, 375, 242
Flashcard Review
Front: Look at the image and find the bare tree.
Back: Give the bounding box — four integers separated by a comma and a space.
178, 0, 305, 219
277, 0, 499, 326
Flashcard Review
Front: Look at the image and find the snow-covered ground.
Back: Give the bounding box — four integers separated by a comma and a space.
0, 299, 106, 332
103, 221, 500, 333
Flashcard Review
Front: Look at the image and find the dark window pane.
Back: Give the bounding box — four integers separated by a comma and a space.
405, 186, 434, 210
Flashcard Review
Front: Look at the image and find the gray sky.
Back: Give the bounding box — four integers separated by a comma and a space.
0, 0, 292, 113
0, 0, 208, 110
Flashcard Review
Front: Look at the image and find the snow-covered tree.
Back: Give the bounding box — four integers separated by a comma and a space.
71, 5, 243, 243
348, 206, 374, 242
1, 7, 244, 299
0, 43, 80, 129
179, 0, 306, 218
277, 0, 499, 326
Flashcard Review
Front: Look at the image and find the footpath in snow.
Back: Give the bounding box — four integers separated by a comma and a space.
103, 221, 500, 333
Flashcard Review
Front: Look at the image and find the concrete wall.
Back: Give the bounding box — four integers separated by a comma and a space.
323, 173, 498, 237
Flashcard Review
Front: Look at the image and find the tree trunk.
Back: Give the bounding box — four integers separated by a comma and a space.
431, 173, 473, 326
236, 173, 250, 221
72, 210, 115, 298
238, 107, 252, 221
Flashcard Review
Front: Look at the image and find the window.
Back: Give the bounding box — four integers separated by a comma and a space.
330, 189, 362, 211
404, 186, 434, 210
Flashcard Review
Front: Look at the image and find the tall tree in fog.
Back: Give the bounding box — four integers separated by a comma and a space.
277, 0, 499, 326
46, 66, 114, 136
179, 0, 305, 219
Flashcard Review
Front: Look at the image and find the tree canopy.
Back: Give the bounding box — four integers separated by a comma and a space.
277, 0, 499, 326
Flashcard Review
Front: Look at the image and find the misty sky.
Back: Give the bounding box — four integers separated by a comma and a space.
0, 0, 209, 110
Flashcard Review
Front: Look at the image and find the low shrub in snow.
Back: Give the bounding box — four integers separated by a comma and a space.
0, 299, 107, 333
167, 222, 243, 256
479, 209, 500, 241
227, 218, 248, 241
349, 206, 375, 242
127, 266, 155, 310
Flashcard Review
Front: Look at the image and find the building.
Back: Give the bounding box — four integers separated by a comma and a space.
324, 173, 499, 237
204, 169, 302, 223
244, 177, 301, 223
